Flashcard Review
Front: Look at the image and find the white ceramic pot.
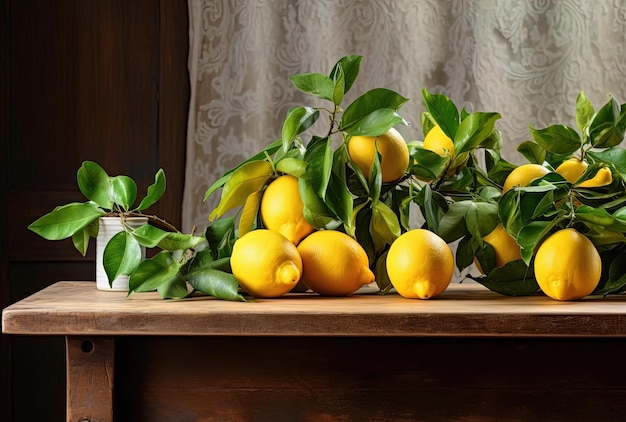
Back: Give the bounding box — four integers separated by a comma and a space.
96, 216, 148, 291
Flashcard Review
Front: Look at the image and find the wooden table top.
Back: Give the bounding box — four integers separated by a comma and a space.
3, 281, 626, 337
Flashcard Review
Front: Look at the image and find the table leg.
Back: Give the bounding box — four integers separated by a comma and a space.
66, 336, 115, 422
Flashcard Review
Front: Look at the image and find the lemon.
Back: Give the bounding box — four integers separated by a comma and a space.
386, 229, 454, 299
534, 228, 601, 301
502, 164, 550, 193
423, 125, 454, 158
260, 175, 315, 245
577, 167, 612, 188
296, 230, 375, 296
347, 128, 410, 183
556, 158, 588, 183
475, 223, 522, 273
230, 229, 302, 298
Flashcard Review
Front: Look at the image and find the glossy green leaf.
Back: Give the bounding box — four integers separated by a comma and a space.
469, 260, 538, 296
369, 149, 382, 204
281, 106, 320, 152
456, 234, 477, 272
408, 143, 450, 180
129, 251, 182, 294
465, 201, 499, 238
588, 147, 626, 181
516, 218, 563, 264
288, 72, 334, 101
71, 226, 90, 256
103, 231, 143, 284
454, 112, 501, 154
340, 88, 408, 132
325, 170, 354, 228
205, 216, 236, 259
28, 202, 105, 240
421, 88, 459, 139
109, 175, 137, 211
576, 205, 626, 232
595, 250, 626, 295
374, 251, 391, 293
342, 109, 406, 138
529, 124, 581, 155
589, 96, 626, 148
157, 274, 190, 299
516, 141, 547, 165
77, 161, 113, 209
303, 136, 332, 198
299, 178, 338, 229
209, 160, 273, 221
187, 268, 245, 302
412, 184, 447, 233
370, 201, 401, 247
204, 139, 281, 200
329, 55, 362, 94
575, 91, 594, 135
331, 62, 345, 106
438, 201, 472, 242
137, 169, 166, 211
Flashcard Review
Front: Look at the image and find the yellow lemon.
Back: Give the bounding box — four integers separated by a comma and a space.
231, 229, 302, 298
577, 167, 612, 188
502, 164, 550, 193
386, 229, 454, 299
534, 228, 601, 301
423, 125, 455, 158
556, 158, 588, 183
475, 224, 522, 273
347, 128, 410, 183
296, 230, 374, 296
260, 175, 315, 245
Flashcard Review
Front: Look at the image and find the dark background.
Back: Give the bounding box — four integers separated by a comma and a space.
1, 0, 190, 420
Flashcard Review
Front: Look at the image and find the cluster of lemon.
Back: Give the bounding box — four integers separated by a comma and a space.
230, 128, 455, 300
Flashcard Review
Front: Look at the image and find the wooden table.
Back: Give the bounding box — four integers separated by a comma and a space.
4, 281, 626, 421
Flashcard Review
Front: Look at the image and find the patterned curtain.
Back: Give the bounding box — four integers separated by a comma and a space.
183, 0, 626, 232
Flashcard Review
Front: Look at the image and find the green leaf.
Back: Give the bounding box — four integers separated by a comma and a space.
331, 62, 345, 106
28, 202, 105, 240
187, 268, 245, 302
299, 178, 338, 229
575, 91, 594, 135
325, 170, 354, 228
370, 201, 401, 246
71, 226, 91, 256
129, 251, 182, 293
103, 231, 143, 284
157, 275, 190, 299
529, 124, 581, 155
281, 106, 320, 152
302, 136, 332, 198
454, 112, 501, 154
589, 96, 626, 148
517, 141, 547, 165
470, 260, 538, 296
588, 147, 626, 181
77, 161, 113, 209
109, 175, 137, 211
329, 55, 362, 94
576, 205, 626, 232
203, 139, 281, 201
288, 72, 335, 101
374, 251, 391, 293
369, 149, 382, 204
465, 201, 499, 239
516, 218, 563, 265
209, 160, 273, 221
137, 169, 166, 211
412, 184, 447, 233
421, 88, 459, 139
342, 109, 406, 137
408, 143, 450, 180
205, 216, 236, 259
340, 88, 408, 132
595, 251, 626, 295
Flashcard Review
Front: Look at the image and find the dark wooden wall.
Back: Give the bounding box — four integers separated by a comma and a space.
1, 1, 190, 420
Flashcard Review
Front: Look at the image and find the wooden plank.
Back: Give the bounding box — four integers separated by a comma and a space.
4, 281, 626, 337
66, 336, 115, 422
114, 336, 626, 421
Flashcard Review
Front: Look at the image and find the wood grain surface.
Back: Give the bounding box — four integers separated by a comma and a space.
4, 281, 626, 337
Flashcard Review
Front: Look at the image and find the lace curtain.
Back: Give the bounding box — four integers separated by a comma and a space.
183, 0, 626, 232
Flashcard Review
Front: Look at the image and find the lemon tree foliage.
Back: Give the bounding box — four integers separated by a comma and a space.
497, 92, 626, 296
28, 161, 244, 301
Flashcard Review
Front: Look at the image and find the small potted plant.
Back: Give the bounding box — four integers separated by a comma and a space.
28, 161, 243, 301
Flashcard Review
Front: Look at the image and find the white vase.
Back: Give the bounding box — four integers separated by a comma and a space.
96, 216, 148, 291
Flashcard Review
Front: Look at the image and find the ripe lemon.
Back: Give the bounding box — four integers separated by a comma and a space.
260, 175, 315, 245
556, 158, 588, 183
386, 229, 454, 299
296, 230, 375, 296
577, 167, 612, 188
475, 224, 522, 273
347, 128, 410, 183
423, 125, 454, 158
231, 229, 302, 298
502, 164, 550, 193
534, 228, 601, 301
